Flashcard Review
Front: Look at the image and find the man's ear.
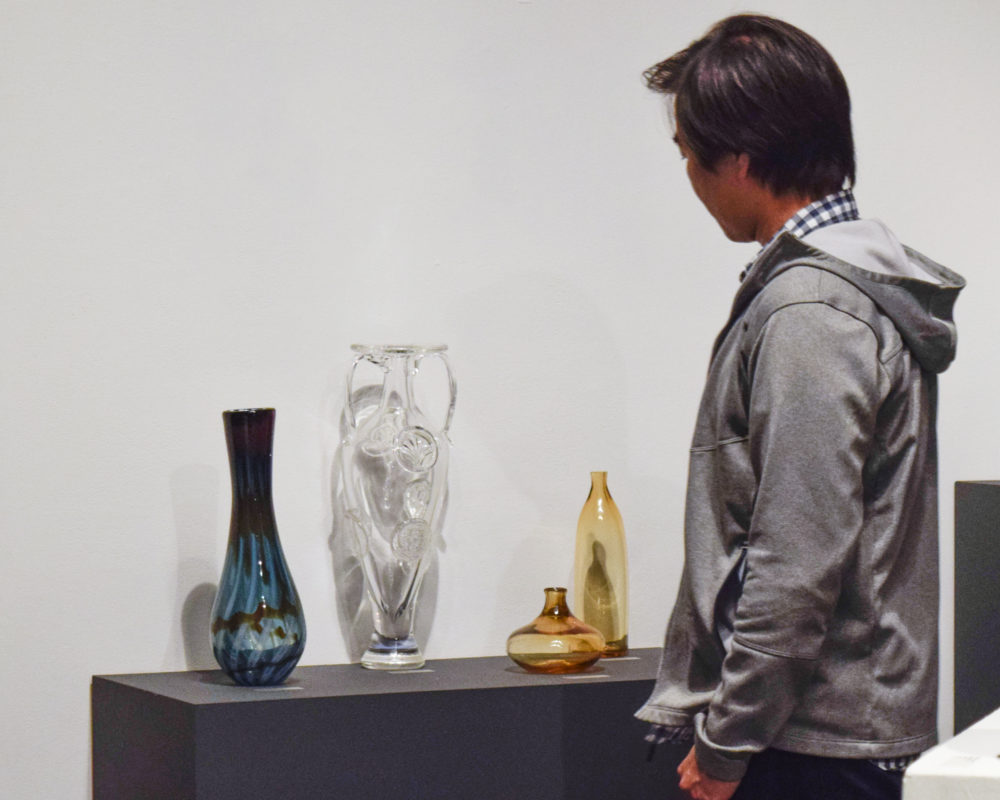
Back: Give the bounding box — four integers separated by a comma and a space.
734, 152, 752, 182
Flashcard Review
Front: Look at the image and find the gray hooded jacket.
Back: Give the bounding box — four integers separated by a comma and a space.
635, 220, 965, 781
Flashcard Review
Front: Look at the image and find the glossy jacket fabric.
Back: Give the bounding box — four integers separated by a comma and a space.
635, 229, 965, 781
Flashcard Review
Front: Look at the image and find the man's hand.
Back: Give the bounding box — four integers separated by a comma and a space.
677, 746, 741, 800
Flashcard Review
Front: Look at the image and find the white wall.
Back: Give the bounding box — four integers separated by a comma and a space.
2, 1, 997, 796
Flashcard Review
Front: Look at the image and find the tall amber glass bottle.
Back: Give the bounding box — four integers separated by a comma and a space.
573, 471, 628, 656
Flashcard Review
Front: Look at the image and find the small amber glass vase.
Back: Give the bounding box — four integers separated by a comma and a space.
506, 587, 605, 674
574, 471, 628, 657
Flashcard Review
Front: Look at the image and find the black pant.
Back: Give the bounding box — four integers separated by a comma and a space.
731, 748, 903, 800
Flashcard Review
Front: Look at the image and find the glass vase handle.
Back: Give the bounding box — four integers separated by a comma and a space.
345, 348, 457, 437
416, 350, 457, 439
345, 351, 371, 431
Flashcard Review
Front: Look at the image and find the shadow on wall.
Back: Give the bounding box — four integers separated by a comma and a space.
169, 464, 221, 670
181, 582, 218, 669
326, 382, 441, 662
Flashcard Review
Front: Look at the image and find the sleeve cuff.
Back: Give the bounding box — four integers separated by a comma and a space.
693, 712, 753, 782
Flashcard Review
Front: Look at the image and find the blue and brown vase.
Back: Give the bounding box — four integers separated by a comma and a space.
210, 408, 305, 686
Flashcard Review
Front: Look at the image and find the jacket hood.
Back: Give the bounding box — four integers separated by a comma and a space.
740, 221, 965, 374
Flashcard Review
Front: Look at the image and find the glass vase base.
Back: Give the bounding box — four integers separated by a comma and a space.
213, 643, 304, 687
600, 635, 629, 658
360, 635, 425, 670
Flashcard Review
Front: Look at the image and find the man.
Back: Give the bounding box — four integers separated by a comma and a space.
634, 15, 965, 800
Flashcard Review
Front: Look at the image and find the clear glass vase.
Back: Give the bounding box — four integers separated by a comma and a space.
341, 344, 456, 670
211, 408, 306, 686
574, 471, 629, 657
506, 587, 605, 673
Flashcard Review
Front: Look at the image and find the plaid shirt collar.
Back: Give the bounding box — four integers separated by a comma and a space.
741, 188, 859, 280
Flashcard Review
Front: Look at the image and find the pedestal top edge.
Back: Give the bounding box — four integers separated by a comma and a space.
92, 648, 661, 706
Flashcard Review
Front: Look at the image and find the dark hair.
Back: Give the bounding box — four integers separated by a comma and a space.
644, 14, 854, 198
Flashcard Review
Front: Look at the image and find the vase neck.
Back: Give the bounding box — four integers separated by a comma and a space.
590, 471, 608, 492
378, 355, 415, 411
542, 587, 572, 617
224, 409, 276, 505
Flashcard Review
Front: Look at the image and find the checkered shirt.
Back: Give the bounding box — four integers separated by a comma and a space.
740, 188, 859, 281
647, 188, 919, 773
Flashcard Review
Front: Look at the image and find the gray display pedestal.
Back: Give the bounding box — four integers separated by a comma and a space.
92, 647, 685, 799
955, 481, 1000, 733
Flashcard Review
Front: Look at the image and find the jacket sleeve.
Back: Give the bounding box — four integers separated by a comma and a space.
694, 300, 885, 781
